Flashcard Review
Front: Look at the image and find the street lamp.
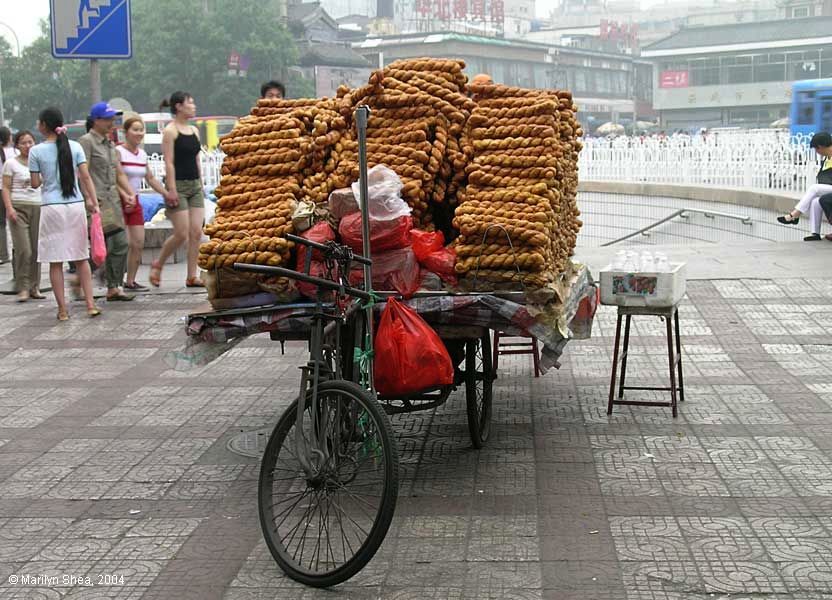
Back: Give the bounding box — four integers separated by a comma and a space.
0, 22, 21, 127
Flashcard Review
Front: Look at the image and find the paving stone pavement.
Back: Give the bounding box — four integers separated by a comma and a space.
1, 269, 832, 599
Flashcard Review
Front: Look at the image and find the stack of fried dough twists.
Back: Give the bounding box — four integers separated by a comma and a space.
198, 57, 583, 293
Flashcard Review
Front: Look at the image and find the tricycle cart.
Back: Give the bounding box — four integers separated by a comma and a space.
175, 107, 597, 588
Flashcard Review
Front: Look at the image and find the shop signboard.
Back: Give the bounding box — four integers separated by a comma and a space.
660, 70, 689, 89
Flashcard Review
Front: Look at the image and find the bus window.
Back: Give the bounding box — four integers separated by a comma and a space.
822, 100, 832, 131
215, 118, 236, 137
797, 91, 815, 125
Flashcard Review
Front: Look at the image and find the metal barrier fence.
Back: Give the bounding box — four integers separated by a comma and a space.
146, 152, 223, 191
578, 132, 819, 194
146, 130, 820, 196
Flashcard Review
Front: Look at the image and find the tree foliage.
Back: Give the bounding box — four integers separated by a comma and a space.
2, 0, 298, 129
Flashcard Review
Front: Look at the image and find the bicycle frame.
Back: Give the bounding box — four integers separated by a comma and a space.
234, 237, 372, 480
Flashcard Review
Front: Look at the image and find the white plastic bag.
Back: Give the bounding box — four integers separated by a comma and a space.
351, 165, 411, 221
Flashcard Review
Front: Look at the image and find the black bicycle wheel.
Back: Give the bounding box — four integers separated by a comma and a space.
465, 334, 494, 448
258, 380, 398, 588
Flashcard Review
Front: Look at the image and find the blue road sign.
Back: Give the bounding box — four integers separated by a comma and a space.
50, 0, 132, 59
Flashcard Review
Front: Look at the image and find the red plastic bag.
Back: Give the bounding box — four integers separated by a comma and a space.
411, 229, 444, 261
296, 222, 336, 299
339, 213, 411, 254
90, 212, 107, 266
374, 298, 454, 396
422, 247, 458, 286
296, 222, 335, 267
349, 247, 421, 298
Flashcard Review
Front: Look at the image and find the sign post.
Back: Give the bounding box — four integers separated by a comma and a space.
50, 0, 133, 104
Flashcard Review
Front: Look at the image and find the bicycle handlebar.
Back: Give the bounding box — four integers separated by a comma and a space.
232, 262, 373, 302
285, 234, 372, 266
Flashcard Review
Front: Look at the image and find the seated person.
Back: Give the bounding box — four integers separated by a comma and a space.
778, 131, 832, 241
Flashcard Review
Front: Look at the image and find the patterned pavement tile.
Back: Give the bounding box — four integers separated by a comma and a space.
2, 278, 832, 597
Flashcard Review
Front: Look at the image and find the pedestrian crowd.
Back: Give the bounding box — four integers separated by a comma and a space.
0, 80, 286, 320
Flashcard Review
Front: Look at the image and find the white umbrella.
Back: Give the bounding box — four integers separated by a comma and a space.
596, 122, 625, 136
770, 117, 790, 129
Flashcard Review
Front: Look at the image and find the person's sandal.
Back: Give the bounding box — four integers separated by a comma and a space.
149, 260, 162, 288
124, 281, 149, 291
29, 289, 46, 300
106, 292, 135, 302
57, 308, 69, 321
804, 233, 822, 241
777, 214, 800, 225
87, 306, 102, 318
185, 277, 205, 288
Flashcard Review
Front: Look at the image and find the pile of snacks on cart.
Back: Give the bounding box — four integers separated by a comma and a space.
198, 58, 584, 305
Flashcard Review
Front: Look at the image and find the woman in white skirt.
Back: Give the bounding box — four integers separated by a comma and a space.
28, 107, 102, 321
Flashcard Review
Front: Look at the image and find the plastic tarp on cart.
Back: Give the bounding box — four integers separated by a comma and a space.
167, 265, 596, 373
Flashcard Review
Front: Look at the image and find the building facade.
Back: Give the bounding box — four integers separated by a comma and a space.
778, 0, 832, 18
642, 17, 832, 129
352, 32, 654, 129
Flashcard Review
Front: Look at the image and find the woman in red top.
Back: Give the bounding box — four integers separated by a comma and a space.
117, 116, 172, 290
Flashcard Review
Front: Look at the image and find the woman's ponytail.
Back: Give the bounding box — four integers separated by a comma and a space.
38, 107, 77, 198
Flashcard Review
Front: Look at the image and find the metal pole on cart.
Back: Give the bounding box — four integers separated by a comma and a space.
355, 105, 375, 393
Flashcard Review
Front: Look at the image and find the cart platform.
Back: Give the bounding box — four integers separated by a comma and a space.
168, 264, 596, 372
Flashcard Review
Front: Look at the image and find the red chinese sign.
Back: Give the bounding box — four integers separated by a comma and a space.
659, 70, 689, 88
417, 0, 502, 24
600, 20, 639, 48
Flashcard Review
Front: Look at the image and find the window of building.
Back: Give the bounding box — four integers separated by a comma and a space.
787, 51, 820, 80
574, 70, 587, 92
822, 57, 832, 78
791, 6, 811, 17
797, 91, 815, 125
728, 108, 770, 125
725, 55, 753, 84
753, 53, 785, 82
690, 58, 720, 86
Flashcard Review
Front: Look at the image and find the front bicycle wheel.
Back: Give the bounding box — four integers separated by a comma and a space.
258, 380, 398, 587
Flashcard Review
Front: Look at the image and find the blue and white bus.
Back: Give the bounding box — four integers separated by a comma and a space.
790, 78, 832, 137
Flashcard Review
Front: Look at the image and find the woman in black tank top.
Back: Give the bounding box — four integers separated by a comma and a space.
150, 91, 206, 288
173, 130, 201, 181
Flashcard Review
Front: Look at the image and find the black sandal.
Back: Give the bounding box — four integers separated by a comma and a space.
804, 233, 822, 241
777, 214, 800, 225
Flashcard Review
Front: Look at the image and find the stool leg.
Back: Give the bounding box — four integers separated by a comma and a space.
607, 312, 623, 415
618, 314, 632, 399
532, 337, 541, 378
666, 315, 678, 418
493, 331, 500, 373
674, 310, 685, 403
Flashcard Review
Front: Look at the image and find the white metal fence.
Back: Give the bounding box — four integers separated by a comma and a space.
147, 130, 821, 196
146, 152, 223, 191
578, 131, 820, 194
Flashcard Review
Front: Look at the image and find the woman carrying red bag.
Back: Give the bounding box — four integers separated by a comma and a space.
29, 107, 102, 321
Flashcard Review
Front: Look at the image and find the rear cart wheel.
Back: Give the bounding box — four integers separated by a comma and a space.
465, 334, 494, 448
